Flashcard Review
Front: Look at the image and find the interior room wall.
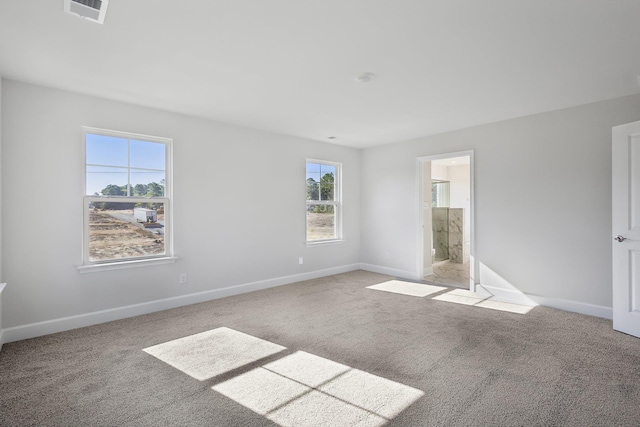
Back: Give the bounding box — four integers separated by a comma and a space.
448, 164, 470, 210
0, 76, 3, 282
360, 93, 640, 314
448, 164, 471, 260
0, 77, 3, 344
0, 79, 360, 333
431, 164, 448, 181
3, 77, 639, 337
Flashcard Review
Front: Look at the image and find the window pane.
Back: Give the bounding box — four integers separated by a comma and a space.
319, 164, 335, 201
306, 162, 321, 182
88, 201, 165, 262
306, 180, 319, 201
320, 164, 336, 178
306, 204, 336, 241
86, 134, 128, 167
86, 165, 128, 196
306, 162, 336, 201
320, 182, 335, 201
131, 169, 166, 197
130, 139, 166, 170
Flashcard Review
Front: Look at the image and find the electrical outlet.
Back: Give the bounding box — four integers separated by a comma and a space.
179, 273, 188, 284
298, 257, 304, 265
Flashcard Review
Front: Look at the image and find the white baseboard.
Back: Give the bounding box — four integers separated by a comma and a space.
476, 284, 613, 319
1, 265, 614, 346
474, 285, 538, 306
1, 264, 361, 345
359, 263, 421, 281
529, 295, 612, 319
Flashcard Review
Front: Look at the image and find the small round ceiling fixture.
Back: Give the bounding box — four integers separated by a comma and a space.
355, 72, 376, 83
328, 136, 337, 140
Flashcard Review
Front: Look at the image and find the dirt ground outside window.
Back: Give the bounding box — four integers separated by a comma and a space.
88, 210, 164, 261
307, 212, 335, 241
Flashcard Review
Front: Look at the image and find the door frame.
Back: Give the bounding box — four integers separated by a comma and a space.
416, 150, 477, 291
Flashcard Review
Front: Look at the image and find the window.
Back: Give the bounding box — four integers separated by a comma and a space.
306, 160, 341, 243
82, 128, 173, 266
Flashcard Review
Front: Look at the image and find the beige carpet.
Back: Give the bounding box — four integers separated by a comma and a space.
1, 270, 639, 426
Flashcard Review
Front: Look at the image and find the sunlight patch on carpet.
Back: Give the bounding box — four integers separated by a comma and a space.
212, 367, 309, 415
143, 327, 286, 380
318, 369, 425, 419
366, 280, 447, 297
212, 351, 424, 427
433, 289, 533, 314
268, 390, 386, 427
264, 351, 350, 388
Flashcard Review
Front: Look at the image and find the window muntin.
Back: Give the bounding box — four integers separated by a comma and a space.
306, 160, 341, 242
83, 128, 172, 264
86, 134, 166, 198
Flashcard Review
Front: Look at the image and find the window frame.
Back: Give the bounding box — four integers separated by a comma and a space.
79, 127, 175, 272
305, 159, 343, 245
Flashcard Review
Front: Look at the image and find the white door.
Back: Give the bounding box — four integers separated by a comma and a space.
612, 121, 640, 338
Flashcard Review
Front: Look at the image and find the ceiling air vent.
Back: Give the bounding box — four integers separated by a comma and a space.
64, 0, 109, 25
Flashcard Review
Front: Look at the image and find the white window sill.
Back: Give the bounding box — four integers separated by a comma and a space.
77, 256, 178, 274
306, 239, 345, 247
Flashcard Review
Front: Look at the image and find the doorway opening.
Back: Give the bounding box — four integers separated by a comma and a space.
418, 151, 474, 289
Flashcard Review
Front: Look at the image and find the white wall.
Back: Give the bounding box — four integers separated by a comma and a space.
431, 164, 448, 181
448, 164, 470, 211
361, 93, 640, 312
0, 76, 3, 282
0, 78, 3, 346
3, 79, 638, 337
1, 79, 360, 332
448, 164, 471, 260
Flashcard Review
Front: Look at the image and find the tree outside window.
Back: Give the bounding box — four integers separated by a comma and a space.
306, 160, 341, 242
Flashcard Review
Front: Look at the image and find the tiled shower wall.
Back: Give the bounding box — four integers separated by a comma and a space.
432, 208, 466, 264
432, 208, 449, 261
448, 208, 464, 263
